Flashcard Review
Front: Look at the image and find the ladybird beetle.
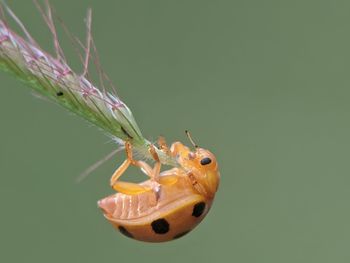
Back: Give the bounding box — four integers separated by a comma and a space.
98, 133, 220, 242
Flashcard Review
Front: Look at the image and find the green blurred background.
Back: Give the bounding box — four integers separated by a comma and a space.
1, 0, 350, 262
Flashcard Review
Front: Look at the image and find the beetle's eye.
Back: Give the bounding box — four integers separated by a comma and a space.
200, 157, 212, 166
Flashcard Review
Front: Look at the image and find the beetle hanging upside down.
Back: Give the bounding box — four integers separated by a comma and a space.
98, 132, 220, 242
0, 1, 220, 244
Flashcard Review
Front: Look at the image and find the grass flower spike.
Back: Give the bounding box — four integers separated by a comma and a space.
0, 1, 176, 167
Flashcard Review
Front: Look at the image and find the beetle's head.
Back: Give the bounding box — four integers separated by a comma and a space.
171, 140, 220, 199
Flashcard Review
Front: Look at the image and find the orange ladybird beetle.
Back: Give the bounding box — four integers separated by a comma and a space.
0, 1, 219, 243
98, 132, 220, 242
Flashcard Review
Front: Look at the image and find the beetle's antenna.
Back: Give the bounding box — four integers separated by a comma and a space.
185, 130, 199, 148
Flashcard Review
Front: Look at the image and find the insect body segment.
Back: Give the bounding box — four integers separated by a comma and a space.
98, 138, 220, 242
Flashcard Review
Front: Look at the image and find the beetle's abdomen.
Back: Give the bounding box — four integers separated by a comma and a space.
99, 194, 211, 242
98, 190, 158, 220
98, 178, 213, 242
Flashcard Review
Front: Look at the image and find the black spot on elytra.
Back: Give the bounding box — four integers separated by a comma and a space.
192, 202, 206, 217
173, 230, 190, 240
200, 157, 212, 165
56, 91, 64, 97
118, 226, 134, 238
151, 218, 169, 234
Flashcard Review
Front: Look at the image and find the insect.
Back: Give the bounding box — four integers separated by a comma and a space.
98, 132, 220, 242
0, 2, 221, 242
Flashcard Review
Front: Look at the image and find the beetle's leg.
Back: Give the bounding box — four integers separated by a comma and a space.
146, 144, 179, 186
118, 143, 160, 181
134, 160, 153, 176
110, 142, 152, 195
112, 181, 151, 195
158, 136, 170, 155
110, 142, 175, 195
148, 144, 161, 182
133, 159, 177, 186
110, 159, 130, 187
158, 168, 179, 186
109, 142, 132, 186
127, 143, 162, 183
